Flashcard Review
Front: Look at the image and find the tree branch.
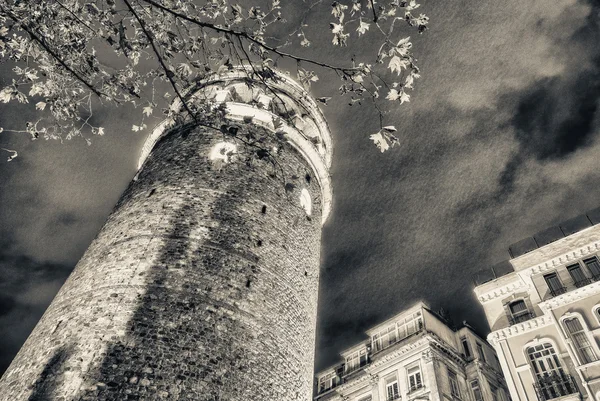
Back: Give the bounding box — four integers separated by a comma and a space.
139, 0, 359, 74
0, 5, 104, 98
122, 0, 196, 120
369, 0, 379, 23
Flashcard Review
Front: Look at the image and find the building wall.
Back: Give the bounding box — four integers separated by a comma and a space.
476, 224, 600, 401
0, 119, 326, 400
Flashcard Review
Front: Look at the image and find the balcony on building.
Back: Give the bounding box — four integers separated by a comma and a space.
533, 374, 579, 401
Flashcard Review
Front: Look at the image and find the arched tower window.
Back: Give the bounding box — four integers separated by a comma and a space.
526, 343, 577, 399
508, 299, 532, 324
563, 317, 598, 364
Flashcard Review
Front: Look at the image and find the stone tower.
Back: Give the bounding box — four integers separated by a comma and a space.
0, 68, 332, 400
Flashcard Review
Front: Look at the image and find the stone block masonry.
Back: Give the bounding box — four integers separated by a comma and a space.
0, 69, 333, 400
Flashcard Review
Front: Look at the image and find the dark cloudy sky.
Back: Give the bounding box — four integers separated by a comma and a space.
1, 0, 600, 376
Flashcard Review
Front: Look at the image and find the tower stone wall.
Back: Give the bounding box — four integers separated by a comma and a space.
0, 69, 333, 400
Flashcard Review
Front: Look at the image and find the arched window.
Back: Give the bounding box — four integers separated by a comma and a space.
563, 317, 598, 364
526, 343, 577, 399
508, 299, 532, 324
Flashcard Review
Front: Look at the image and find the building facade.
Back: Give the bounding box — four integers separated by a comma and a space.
475, 220, 600, 401
315, 302, 509, 401
0, 69, 333, 400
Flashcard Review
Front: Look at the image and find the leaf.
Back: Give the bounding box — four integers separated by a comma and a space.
399, 91, 410, 104
388, 56, 409, 75
331, 2, 348, 19
143, 106, 153, 117
369, 132, 390, 153
316, 97, 332, 105
357, 20, 370, 36
35, 101, 46, 111
97, 127, 105, 136
386, 89, 400, 101
382, 126, 397, 132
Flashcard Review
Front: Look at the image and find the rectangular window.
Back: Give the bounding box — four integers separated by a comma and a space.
345, 348, 368, 373
490, 384, 499, 401
476, 343, 486, 363
386, 380, 400, 400
508, 300, 531, 323
567, 264, 590, 287
372, 325, 398, 352
544, 272, 566, 296
584, 257, 600, 278
407, 365, 423, 392
460, 337, 471, 358
470, 380, 483, 401
448, 369, 460, 398
318, 371, 339, 393
397, 311, 423, 340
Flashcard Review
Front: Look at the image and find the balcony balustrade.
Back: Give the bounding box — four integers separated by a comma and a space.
509, 312, 536, 325
574, 278, 593, 288
533, 374, 578, 401
549, 287, 567, 297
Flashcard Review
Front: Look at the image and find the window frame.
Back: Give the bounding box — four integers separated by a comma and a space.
470, 380, 483, 401
460, 336, 471, 358
385, 377, 400, 401
406, 363, 423, 392
567, 263, 590, 287
583, 256, 600, 279
345, 348, 368, 374
447, 368, 461, 398
560, 314, 599, 365
507, 299, 532, 324
476, 342, 487, 363
544, 272, 567, 297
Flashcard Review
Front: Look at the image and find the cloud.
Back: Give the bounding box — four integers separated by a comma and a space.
0, 241, 72, 375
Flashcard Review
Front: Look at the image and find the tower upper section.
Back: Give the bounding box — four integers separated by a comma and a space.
138, 67, 333, 223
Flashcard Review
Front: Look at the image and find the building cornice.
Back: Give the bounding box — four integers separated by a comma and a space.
526, 242, 600, 275
477, 240, 600, 302
477, 278, 529, 303
487, 314, 554, 345
538, 281, 600, 312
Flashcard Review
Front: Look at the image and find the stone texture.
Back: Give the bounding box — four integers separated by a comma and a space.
0, 120, 324, 400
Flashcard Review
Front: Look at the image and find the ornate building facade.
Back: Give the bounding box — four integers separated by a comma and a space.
0, 69, 333, 400
315, 302, 509, 401
475, 215, 600, 401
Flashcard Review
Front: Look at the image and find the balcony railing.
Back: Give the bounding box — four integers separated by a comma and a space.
533, 374, 578, 401
574, 278, 593, 288
549, 287, 567, 297
387, 395, 401, 401
509, 311, 536, 325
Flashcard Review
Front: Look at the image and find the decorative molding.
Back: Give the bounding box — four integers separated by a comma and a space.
487, 314, 554, 345
527, 242, 600, 275
539, 281, 600, 312
477, 278, 529, 303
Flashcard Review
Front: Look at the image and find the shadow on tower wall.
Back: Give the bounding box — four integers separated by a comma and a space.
79, 147, 259, 400
28, 346, 72, 401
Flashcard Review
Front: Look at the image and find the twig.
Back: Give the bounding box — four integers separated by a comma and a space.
139, 0, 359, 74
123, 0, 196, 120
0, 4, 104, 98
